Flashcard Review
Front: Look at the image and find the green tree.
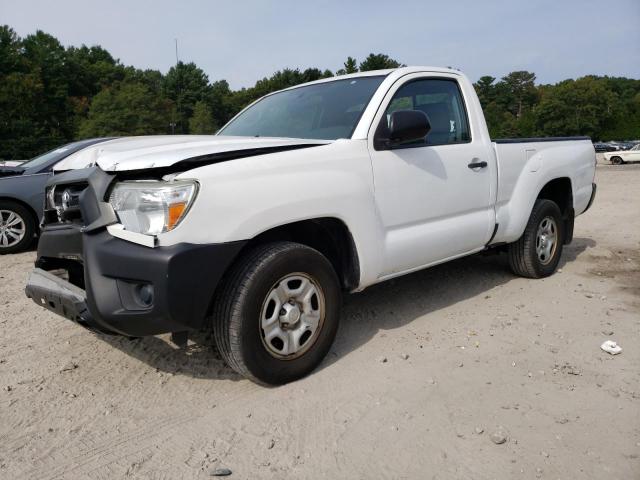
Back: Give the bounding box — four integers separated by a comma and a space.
336, 56, 358, 75
534, 76, 617, 138
188, 100, 217, 134
78, 81, 174, 137
474, 76, 496, 107
0, 27, 70, 158
359, 53, 402, 71
499, 71, 538, 118
3, 23, 640, 159
163, 61, 211, 133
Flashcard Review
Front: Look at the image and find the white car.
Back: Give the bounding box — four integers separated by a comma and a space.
603, 143, 640, 164
26, 66, 597, 385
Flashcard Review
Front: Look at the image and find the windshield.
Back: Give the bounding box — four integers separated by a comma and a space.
219, 76, 385, 140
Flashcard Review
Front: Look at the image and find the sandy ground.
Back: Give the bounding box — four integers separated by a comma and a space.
1, 165, 638, 480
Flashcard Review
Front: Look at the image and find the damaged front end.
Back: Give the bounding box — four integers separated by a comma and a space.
26, 165, 245, 338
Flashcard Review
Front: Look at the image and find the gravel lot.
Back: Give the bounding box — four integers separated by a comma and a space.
1, 165, 638, 479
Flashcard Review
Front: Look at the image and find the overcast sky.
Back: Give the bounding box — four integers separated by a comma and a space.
2, 0, 638, 88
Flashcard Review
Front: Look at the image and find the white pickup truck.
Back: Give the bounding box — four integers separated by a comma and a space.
26, 67, 597, 385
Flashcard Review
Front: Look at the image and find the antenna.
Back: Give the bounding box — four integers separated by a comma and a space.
170, 38, 180, 135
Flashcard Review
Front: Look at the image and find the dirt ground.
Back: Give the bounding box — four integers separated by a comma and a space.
1, 165, 638, 480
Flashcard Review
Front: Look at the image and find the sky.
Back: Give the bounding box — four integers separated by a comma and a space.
1, 0, 639, 88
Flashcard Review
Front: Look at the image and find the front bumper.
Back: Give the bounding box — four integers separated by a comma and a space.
27, 166, 247, 337
27, 227, 246, 336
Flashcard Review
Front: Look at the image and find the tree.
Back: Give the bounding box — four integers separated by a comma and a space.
208, 79, 233, 126
474, 76, 496, 107
189, 100, 217, 134
163, 61, 211, 133
534, 77, 617, 138
359, 53, 402, 71
78, 81, 174, 137
500, 71, 538, 118
336, 56, 358, 75
0, 26, 26, 74
2, 23, 640, 159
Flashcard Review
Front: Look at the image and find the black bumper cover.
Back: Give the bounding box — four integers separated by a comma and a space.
27, 228, 245, 337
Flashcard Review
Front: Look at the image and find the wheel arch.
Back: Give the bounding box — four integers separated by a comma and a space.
535, 177, 574, 244
246, 217, 360, 291
224, 217, 360, 293
536, 177, 573, 215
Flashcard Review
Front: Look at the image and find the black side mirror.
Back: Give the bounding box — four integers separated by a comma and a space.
388, 110, 431, 146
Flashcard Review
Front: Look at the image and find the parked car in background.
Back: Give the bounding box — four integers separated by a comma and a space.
604, 143, 640, 164
618, 142, 638, 151
593, 143, 618, 153
0, 138, 112, 253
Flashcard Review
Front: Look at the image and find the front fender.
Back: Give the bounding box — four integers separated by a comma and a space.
158, 140, 384, 288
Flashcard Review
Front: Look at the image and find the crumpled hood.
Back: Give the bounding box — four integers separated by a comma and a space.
53, 135, 331, 172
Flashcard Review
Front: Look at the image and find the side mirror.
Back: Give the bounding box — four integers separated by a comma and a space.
388, 110, 431, 146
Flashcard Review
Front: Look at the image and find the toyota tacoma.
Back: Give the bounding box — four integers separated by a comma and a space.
26, 67, 597, 385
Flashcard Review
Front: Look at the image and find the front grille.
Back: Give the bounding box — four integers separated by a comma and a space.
43, 182, 88, 225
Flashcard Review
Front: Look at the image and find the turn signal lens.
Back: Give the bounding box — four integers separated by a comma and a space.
167, 202, 187, 231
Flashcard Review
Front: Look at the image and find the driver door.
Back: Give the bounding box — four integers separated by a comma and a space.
368, 74, 496, 277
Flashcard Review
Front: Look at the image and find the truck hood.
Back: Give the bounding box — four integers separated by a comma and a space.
53, 135, 332, 172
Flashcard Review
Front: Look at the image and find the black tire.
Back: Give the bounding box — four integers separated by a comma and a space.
212, 241, 341, 385
508, 199, 564, 279
610, 156, 624, 165
0, 200, 36, 254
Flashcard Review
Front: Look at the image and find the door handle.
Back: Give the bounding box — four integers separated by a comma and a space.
468, 160, 487, 169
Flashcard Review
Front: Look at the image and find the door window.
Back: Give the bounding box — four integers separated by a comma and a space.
379, 78, 471, 146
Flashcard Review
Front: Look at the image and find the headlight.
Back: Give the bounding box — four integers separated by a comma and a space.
109, 180, 198, 235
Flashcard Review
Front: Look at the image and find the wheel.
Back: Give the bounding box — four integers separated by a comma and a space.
508, 199, 564, 278
610, 156, 624, 165
212, 241, 341, 385
0, 200, 36, 254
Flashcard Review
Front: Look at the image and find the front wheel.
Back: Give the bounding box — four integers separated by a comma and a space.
508, 199, 564, 278
610, 156, 624, 165
0, 200, 36, 254
212, 242, 341, 385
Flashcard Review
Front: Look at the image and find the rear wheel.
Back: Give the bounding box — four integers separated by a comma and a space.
610, 156, 624, 165
508, 199, 564, 278
0, 200, 35, 254
212, 242, 341, 385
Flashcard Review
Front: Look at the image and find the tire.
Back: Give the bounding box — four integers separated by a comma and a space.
0, 200, 36, 254
610, 156, 624, 165
508, 199, 564, 279
212, 241, 341, 385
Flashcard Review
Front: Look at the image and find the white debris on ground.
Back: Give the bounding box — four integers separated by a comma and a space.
601, 340, 622, 355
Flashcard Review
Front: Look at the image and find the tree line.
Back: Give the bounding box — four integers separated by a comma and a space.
1, 25, 638, 160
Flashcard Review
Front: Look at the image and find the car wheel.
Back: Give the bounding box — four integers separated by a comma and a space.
508, 199, 564, 279
0, 200, 36, 254
610, 156, 624, 165
212, 241, 341, 385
